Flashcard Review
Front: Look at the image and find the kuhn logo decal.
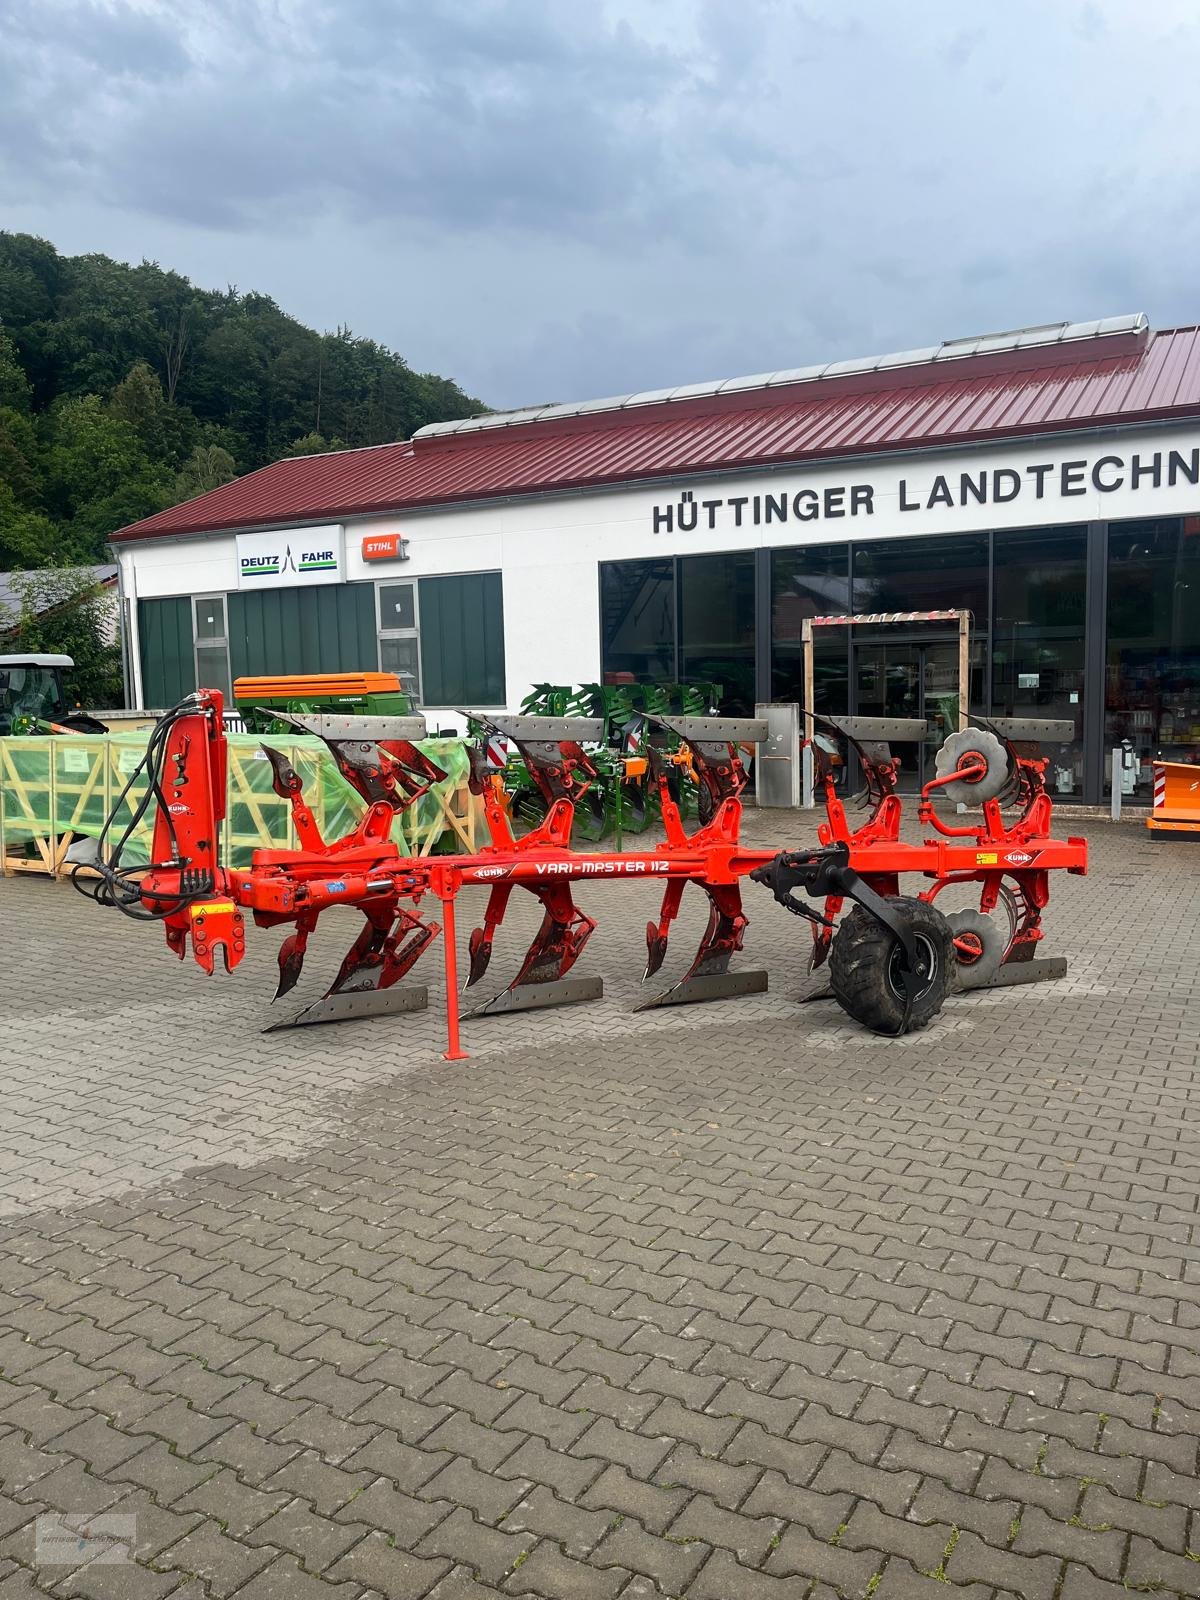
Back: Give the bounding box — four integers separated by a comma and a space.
472, 866, 509, 879
167, 803, 192, 815
1004, 851, 1035, 865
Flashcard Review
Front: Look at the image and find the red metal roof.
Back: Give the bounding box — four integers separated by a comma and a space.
114, 324, 1200, 542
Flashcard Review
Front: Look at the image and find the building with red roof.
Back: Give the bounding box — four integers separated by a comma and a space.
113, 313, 1200, 804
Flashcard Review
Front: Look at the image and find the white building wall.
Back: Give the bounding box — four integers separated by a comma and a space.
122, 421, 1200, 713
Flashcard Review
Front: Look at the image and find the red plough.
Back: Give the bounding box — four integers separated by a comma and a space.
74, 693, 1087, 1052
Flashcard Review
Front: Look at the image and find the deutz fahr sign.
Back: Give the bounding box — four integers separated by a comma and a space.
235, 525, 345, 589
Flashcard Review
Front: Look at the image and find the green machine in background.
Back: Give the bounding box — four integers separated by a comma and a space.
0, 654, 108, 737
233, 672, 415, 733
471, 680, 724, 846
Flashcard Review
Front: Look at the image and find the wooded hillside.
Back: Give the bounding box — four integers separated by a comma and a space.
0, 232, 485, 568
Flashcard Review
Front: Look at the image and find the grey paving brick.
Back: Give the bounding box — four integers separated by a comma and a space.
241, 1495, 369, 1572
500, 1485, 611, 1558
502, 1539, 627, 1598
839, 1502, 953, 1575
495, 1436, 606, 1502
416, 1507, 533, 1585
656, 1443, 760, 1511
723, 1420, 826, 1485
158, 1517, 278, 1597
690, 1547, 828, 1598
667, 1491, 783, 1565
54, 1559, 182, 1600
420, 1456, 529, 1524
1012, 1504, 1126, 1581
175, 1468, 291, 1539
945, 1530, 1060, 1600
764, 1523, 881, 1590
742, 1469, 852, 1541
571, 1418, 670, 1480
580, 1464, 690, 1534
233, 1552, 363, 1600
869, 1561, 993, 1599
590, 1519, 709, 1595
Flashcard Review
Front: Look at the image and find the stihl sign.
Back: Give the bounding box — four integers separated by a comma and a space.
362, 533, 409, 562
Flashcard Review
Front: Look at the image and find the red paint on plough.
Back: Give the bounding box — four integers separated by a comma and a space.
75, 694, 1087, 1048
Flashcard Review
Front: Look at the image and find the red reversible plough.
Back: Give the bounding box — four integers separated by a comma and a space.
74, 694, 1087, 1051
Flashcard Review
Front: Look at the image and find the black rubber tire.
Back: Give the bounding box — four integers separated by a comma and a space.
829, 896, 953, 1035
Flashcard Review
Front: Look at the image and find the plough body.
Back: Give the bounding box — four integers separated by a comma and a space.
77, 692, 1087, 1050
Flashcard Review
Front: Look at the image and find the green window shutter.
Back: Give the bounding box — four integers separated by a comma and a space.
418, 573, 505, 707
227, 582, 377, 679
138, 597, 194, 707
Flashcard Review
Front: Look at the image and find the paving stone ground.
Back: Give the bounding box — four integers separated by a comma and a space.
1, 811, 1199, 1598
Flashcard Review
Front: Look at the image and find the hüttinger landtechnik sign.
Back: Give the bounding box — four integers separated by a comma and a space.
235, 525, 345, 588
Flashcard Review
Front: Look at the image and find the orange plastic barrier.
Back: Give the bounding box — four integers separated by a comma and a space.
1147, 759, 1200, 835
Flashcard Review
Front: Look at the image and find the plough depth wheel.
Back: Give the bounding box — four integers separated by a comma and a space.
945, 907, 1006, 991
829, 897, 953, 1035
932, 727, 1009, 805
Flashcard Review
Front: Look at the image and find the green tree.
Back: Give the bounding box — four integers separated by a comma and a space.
107, 359, 172, 458
0, 407, 42, 506
5, 566, 124, 707
0, 327, 31, 411
0, 230, 486, 570
0, 486, 64, 568
282, 431, 347, 457
174, 444, 236, 499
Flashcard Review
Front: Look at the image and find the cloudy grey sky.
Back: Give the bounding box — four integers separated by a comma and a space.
3, 0, 1198, 409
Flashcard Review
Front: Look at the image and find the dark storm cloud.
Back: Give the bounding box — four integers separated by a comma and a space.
3, 1, 1200, 407
1, 0, 730, 239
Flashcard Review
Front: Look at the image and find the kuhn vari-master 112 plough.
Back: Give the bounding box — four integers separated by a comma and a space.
73, 693, 1087, 1053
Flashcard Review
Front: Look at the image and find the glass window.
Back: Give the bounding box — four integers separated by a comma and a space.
992, 527, 1086, 796
770, 544, 850, 713
1106, 516, 1200, 796
376, 579, 421, 700
852, 534, 988, 627
195, 642, 232, 701
601, 559, 675, 685
380, 635, 420, 683
679, 551, 756, 713
0, 665, 65, 734
192, 594, 231, 700
379, 583, 416, 632
194, 596, 226, 641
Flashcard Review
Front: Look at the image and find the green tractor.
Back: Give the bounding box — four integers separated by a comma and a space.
0, 654, 108, 737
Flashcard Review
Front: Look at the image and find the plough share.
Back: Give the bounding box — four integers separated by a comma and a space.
75, 694, 1087, 1051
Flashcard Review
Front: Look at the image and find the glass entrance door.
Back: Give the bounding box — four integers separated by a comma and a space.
853, 639, 961, 789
